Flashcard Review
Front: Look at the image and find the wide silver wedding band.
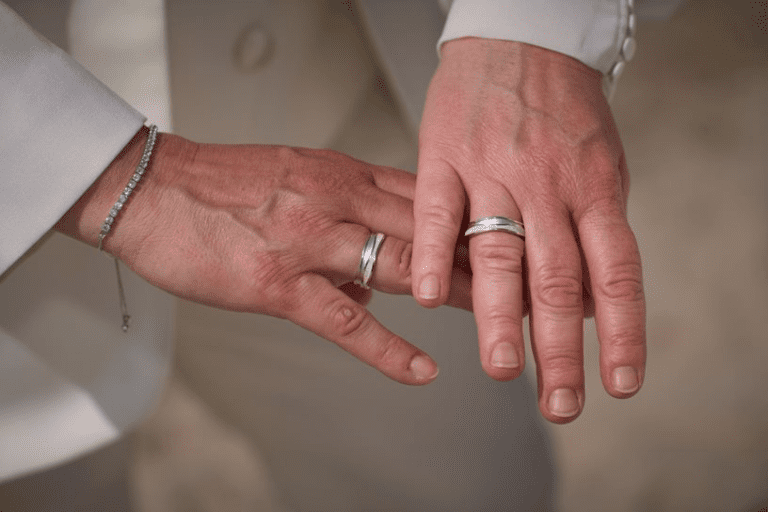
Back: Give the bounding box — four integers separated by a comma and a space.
464, 216, 525, 239
354, 232, 386, 289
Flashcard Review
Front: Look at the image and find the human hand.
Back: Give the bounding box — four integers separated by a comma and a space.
56, 128, 472, 385
412, 38, 645, 422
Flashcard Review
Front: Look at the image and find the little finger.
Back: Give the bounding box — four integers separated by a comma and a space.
577, 208, 645, 398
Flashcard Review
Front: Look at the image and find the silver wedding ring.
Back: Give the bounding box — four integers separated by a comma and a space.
464, 216, 525, 239
354, 232, 386, 289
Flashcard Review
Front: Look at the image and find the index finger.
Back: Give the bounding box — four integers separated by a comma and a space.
285, 273, 440, 385
412, 157, 466, 307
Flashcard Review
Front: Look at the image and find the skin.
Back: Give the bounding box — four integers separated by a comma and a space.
412, 39, 646, 424
55, 127, 473, 386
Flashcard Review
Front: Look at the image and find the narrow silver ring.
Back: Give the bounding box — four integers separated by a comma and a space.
354, 232, 386, 289
464, 216, 525, 239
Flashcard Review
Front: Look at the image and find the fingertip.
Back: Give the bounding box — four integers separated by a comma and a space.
606, 365, 642, 398
483, 367, 523, 383
418, 274, 440, 300
415, 274, 448, 307
490, 342, 520, 369
409, 354, 440, 384
290, 276, 433, 386
543, 388, 584, 424
482, 343, 524, 382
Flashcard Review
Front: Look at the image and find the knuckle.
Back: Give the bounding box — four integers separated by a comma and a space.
588, 142, 619, 171
606, 328, 645, 349
572, 150, 625, 209
284, 147, 363, 197
584, 197, 626, 224
537, 345, 582, 372
597, 263, 644, 303
419, 202, 463, 234
370, 333, 406, 367
327, 298, 369, 338
276, 145, 301, 165
255, 264, 297, 314
578, 196, 626, 224
325, 297, 405, 367
534, 267, 582, 311
483, 304, 524, 333
472, 241, 524, 275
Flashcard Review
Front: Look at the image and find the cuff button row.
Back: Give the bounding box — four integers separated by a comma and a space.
609, 0, 637, 83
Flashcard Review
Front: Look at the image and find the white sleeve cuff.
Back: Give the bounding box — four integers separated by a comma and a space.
437, 0, 639, 99
0, 3, 145, 276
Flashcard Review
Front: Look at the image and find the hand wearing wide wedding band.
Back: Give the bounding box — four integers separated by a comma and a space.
413, 39, 646, 423
58, 128, 474, 386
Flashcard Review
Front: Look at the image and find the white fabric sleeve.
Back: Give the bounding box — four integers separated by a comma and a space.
438, 0, 629, 74
0, 1, 145, 276
438, 0, 685, 74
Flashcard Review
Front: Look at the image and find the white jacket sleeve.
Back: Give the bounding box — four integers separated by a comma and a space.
0, 1, 145, 276
0, 1, 173, 482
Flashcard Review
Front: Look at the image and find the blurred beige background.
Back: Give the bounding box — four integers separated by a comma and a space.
2, 0, 767, 510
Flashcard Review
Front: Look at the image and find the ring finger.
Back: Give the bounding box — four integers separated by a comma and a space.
319, 225, 415, 294
320, 224, 473, 310
467, 192, 527, 382
523, 204, 586, 423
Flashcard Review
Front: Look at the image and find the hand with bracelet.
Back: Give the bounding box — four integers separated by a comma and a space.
55, 126, 473, 386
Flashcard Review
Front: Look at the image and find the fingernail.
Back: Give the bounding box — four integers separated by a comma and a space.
491, 343, 519, 369
410, 355, 440, 381
548, 388, 580, 418
612, 366, 639, 393
418, 275, 440, 300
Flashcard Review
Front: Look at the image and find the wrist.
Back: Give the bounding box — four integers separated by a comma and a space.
438, 38, 604, 112
54, 126, 193, 261
441, 37, 601, 82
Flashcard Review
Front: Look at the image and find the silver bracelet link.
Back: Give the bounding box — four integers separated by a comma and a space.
98, 124, 158, 250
